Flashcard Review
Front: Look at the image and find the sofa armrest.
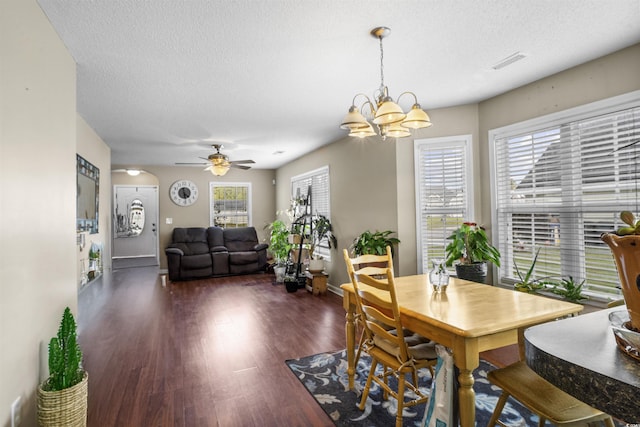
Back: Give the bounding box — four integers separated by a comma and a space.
210, 245, 228, 253
165, 247, 184, 256
254, 243, 269, 252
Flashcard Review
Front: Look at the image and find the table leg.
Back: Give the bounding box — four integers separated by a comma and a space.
453, 340, 479, 427
458, 368, 476, 427
345, 309, 356, 389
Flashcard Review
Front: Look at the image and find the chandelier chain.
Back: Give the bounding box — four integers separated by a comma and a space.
379, 35, 385, 92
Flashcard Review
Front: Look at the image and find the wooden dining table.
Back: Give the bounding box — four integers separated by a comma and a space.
341, 275, 583, 427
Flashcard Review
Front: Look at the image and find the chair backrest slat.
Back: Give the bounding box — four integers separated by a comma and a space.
343, 246, 410, 362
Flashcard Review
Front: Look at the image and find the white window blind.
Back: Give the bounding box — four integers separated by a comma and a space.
291, 166, 331, 259
415, 136, 473, 274
210, 182, 252, 228
492, 96, 640, 298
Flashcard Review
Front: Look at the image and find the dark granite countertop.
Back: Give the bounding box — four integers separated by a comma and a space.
525, 307, 640, 423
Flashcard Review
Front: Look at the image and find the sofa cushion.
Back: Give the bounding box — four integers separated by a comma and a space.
180, 253, 213, 270
207, 227, 225, 248
171, 228, 209, 255
229, 251, 259, 265
223, 227, 260, 252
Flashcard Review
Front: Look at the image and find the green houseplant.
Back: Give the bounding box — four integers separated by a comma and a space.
513, 248, 548, 293
445, 222, 501, 284
265, 219, 292, 282
550, 276, 588, 303
37, 307, 88, 426
351, 230, 401, 256
308, 215, 338, 272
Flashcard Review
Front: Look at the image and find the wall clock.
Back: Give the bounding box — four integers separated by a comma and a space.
170, 180, 198, 206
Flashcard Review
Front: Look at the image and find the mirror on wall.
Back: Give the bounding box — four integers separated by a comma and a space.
77, 154, 99, 234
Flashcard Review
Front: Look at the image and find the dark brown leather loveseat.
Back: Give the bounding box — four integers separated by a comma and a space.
165, 226, 268, 281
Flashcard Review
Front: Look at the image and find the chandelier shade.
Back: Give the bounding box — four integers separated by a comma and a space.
349, 122, 376, 138
340, 106, 369, 130
402, 104, 432, 129
373, 99, 406, 125
340, 27, 432, 139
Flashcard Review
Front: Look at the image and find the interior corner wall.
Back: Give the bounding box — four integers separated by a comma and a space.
0, 0, 78, 425
276, 138, 399, 288
77, 115, 112, 286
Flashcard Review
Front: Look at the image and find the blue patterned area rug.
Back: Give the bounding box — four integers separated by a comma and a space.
285, 349, 619, 427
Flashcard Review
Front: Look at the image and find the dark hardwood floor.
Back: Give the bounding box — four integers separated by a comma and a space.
78, 267, 518, 427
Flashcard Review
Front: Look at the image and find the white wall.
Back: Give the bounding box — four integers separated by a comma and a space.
0, 0, 78, 425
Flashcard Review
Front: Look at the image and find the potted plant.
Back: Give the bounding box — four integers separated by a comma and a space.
513, 248, 548, 293
37, 307, 88, 427
284, 274, 299, 293
601, 210, 640, 332
445, 221, 501, 284
351, 230, 401, 256
308, 214, 338, 272
550, 276, 588, 303
265, 219, 291, 283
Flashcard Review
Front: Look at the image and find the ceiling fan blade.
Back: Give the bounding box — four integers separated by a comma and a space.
176, 162, 208, 165
230, 159, 255, 164
230, 164, 252, 170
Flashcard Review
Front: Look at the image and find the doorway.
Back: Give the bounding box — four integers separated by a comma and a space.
112, 185, 159, 268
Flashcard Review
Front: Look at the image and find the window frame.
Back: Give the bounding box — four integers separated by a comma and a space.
414, 135, 474, 274
489, 90, 640, 300
209, 182, 252, 228
291, 166, 331, 260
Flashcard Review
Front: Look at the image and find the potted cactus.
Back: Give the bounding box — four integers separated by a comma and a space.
37, 307, 88, 426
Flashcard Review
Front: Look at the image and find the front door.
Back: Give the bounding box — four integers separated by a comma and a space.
112, 185, 159, 268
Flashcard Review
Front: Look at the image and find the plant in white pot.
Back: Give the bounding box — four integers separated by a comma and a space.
265, 219, 291, 283
308, 214, 338, 273
37, 307, 88, 427
445, 221, 501, 284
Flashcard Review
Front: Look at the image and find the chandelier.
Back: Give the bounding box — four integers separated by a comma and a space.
204, 152, 231, 176
340, 27, 432, 140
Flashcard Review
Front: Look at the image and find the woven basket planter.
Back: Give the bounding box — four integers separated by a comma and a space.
37, 372, 88, 427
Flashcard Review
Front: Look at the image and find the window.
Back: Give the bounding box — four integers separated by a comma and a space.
210, 182, 251, 228
415, 136, 474, 274
490, 92, 640, 299
291, 166, 331, 259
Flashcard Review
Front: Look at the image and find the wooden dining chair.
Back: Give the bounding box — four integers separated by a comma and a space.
343, 246, 437, 427
344, 248, 395, 365
487, 361, 615, 427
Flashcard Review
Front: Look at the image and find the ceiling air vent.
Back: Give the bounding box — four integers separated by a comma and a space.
492, 52, 527, 70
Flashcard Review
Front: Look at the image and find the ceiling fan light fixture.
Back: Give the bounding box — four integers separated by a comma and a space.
209, 164, 230, 176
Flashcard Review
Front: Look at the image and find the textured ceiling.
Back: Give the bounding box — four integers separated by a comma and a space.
37, 0, 640, 169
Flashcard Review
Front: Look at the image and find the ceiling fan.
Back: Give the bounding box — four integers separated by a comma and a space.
176, 144, 255, 176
